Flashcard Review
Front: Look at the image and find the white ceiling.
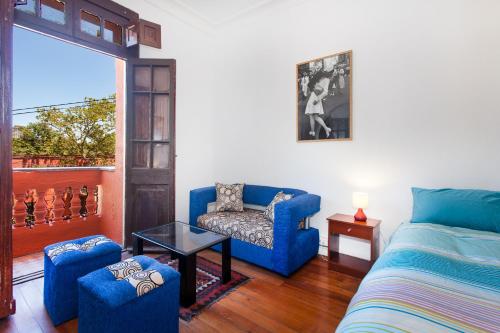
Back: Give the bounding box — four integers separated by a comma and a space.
164, 0, 286, 26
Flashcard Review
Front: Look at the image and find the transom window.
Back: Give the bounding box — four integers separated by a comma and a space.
16, 0, 66, 24
104, 20, 122, 45
79, 10, 123, 46
40, 0, 65, 25
14, 0, 135, 55
16, 0, 36, 14
80, 10, 101, 38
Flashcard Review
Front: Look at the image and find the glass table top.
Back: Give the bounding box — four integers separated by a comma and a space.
133, 222, 229, 256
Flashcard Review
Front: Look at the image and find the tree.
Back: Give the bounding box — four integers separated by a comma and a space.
13, 122, 60, 156
13, 95, 116, 166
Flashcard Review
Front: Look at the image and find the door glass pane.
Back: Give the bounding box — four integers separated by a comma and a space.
16, 0, 36, 14
153, 95, 169, 140
133, 143, 150, 168
134, 95, 150, 140
153, 144, 169, 169
40, 0, 65, 25
134, 66, 151, 91
153, 66, 170, 92
104, 20, 123, 45
80, 10, 101, 38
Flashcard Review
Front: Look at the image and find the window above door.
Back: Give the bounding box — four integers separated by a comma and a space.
14, 0, 140, 58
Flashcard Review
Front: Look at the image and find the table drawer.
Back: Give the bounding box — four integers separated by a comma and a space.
333, 222, 372, 240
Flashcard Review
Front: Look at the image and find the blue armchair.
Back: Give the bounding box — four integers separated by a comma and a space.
190, 184, 320, 276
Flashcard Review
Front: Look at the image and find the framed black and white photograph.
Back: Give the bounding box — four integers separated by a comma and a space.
297, 50, 352, 142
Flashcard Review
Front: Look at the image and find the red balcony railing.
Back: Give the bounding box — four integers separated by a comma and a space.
12, 155, 115, 168
12, 167, 120, 257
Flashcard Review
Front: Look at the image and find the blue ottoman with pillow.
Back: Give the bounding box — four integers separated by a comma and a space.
44, 235, 122, 325
78, 255, 180, 333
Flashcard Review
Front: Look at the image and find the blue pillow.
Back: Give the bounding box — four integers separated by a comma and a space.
411, 187, 500, 233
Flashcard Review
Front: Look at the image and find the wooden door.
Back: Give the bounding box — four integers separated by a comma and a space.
125, 59, 176, 248
0, 0, 15, 318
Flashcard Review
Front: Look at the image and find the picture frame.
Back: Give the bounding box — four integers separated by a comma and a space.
296, 50, 352, 142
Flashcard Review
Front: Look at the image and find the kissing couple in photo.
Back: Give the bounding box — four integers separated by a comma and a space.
304, 76, 332, 138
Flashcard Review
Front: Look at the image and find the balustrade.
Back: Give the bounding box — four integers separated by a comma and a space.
12, 167, 114, 257
12, 168, 105, 229
12, 185, 102, 229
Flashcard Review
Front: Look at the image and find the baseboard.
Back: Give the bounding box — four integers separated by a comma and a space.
318, 244, 328, 256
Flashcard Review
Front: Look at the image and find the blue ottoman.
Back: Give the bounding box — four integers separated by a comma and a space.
78, 255, 180, 333
44, 235, 122, 325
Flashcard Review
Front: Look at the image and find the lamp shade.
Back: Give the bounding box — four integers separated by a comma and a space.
352, 192, 369, 209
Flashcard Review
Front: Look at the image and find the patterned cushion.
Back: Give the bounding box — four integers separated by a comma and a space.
215, 183, 244, 212
105, 258, 165, 298
107, 258, 143, 280
80, 236, 111, 251
47, 243, 81, 260
124, 269, 165, 297
263, 191, 293, 221
47, 236, 112, 261
197, 209, 273, 249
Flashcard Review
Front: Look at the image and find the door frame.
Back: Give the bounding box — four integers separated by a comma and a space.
0, 0, 171, 318
0, 0, 15, 319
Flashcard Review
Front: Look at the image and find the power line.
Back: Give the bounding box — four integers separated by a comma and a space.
14, 107, 116, 116
13, 97, 116, 114
14, 105, 116, 116
13, 97, 116, 112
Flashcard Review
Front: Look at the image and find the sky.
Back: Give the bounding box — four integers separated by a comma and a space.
13, 26, 116, 126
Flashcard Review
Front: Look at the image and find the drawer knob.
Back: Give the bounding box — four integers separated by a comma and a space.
347, 227, 352, 232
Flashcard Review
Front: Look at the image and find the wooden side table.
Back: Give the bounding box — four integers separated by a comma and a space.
327, 213, 381, 278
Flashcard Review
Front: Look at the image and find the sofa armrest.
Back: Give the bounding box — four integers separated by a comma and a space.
274, 193, 321, 234
272, 194, 321, 272
189, 186, 216, 226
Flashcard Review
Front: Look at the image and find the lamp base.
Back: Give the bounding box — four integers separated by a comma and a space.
354, 208, 367, 222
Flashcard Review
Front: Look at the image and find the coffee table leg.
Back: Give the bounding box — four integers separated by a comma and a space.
222, 238, 231, 284
179, 254, 196, 307
133, 236, 143, 256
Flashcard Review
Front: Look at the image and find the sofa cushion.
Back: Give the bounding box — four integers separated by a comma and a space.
215, 183, 245, 212
197, 209, 273, 249
264, 191, 293, 221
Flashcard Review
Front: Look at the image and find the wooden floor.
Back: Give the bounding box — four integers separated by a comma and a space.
1, 251, 361, 333
13, 252, 44, 279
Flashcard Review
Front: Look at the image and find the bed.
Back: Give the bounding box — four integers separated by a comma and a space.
337, 188, 500, 333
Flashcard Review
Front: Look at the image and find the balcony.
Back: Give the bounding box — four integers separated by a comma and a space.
12, 166, 123, 257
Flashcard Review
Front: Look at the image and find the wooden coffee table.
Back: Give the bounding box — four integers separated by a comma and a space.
132, 222, 231, 307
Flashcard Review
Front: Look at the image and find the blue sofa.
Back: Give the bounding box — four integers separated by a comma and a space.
190, 184, 321, 276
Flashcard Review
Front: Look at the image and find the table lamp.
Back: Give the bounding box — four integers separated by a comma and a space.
352, 192, 368, 222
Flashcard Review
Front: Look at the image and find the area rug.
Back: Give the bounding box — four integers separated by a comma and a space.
156, 253, 250, 321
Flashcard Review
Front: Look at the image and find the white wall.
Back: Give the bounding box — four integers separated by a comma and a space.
210, 0, 500, 257
115, 0, 217, 223
115, 0, 500, 259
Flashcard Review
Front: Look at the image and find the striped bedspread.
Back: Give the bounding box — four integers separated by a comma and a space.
336, 223, 500, 333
